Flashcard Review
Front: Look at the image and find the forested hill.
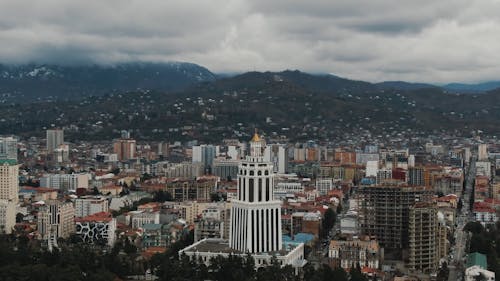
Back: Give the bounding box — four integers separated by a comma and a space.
0, 62, 216, 101
1, 70, 500, 142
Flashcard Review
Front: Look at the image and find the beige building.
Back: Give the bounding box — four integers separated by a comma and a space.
328, 237, 382, 270
176, 201, 212, 224
0, 160, 18, 234
113, 139, 136, 161
166, 177, 217, 202
37, 201, 75, 240
0, 160, 18, 203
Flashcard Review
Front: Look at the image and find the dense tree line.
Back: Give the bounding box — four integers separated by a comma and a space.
149, 231, 369, 281
0, 235, 115, 281
0, 226, 371, 281
464, 221, 500, 276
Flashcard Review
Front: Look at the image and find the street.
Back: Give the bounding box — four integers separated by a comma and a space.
448, 155, 476, 281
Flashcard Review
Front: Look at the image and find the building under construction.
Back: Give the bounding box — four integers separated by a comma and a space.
408, 202, 441, 273
358, 182, 433, 256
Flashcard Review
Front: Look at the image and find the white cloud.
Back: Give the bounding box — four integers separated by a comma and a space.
0, 0, 499, 83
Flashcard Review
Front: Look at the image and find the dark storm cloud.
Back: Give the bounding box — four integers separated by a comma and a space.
0, 0, 499, 83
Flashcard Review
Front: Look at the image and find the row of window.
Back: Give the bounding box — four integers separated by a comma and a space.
239, 169, 270, 176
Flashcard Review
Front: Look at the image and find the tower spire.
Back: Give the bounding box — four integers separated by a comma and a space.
251, 128, 261, 142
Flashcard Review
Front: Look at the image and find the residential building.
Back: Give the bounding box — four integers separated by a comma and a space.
264, 144, 289, 174
40, 173, 90, 192
37, 200, 75, 240
0, 200, 15, 234
194, 204, 231, 242
192, 144, 217, 173
75, 196, 109, 218
328, 237, 381, 270
213, 159, 239, 181
0, 137, 17, 160
316, 178, 334, 195
0, 159, 18, 203
166, 177, 217, 202
46, 129, 64, 153
113, 138, 136, 161
478, 144, 489, 161
129, 211, 160, 229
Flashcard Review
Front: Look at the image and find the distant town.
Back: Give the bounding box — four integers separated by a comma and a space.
0, 126, 496, 281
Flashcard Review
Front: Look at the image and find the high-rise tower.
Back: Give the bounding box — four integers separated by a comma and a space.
229, 130, 282, 253
46, 129, 64, 153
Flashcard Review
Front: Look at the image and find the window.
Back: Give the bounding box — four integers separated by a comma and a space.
249, 179, 254, 202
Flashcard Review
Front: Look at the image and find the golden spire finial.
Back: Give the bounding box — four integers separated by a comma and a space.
251, 128, 261, 142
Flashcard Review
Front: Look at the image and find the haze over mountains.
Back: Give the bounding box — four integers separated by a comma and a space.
0, 62, 499, 102
0, 61, 500, 141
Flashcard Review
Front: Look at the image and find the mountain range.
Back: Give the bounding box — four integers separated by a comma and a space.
0, 62, 499, 141
0, 62, 499, 103
0, 62, 216, 101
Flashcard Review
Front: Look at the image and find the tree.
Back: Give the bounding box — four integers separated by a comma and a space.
322, 208, 337, 237
437, 261, 449, 281
92, 186, 101, 195
15, 213, 24, 223
123, 238, 137, 254
349, 263, 368, 281
153, 190, 172, 202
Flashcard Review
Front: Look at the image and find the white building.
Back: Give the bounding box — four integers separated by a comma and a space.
340, 211, 359, 235
366, 160, 379, 177
0, 137, 17, 160
192, 145, 217, 173
40, 173, 90, 192
129, 211, 160, 229
229, 132, 282, 253
54, 144, 70, 163
274, 182, 304, 199
376, 169, 392, 184
408, 154, 415, 168
227, 145, 239, 160
75, 196, 109, 218
153, 161, 203, 178
0, 200, 15, 234
476, 161, 492, 178
474, 208, 497, 226
465, 265, 495, 281
356, 153, 379, 166
316, 178, 334, 195
264, 144, 288, 174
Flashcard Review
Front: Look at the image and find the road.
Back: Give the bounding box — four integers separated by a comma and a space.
448, 155, 476, 281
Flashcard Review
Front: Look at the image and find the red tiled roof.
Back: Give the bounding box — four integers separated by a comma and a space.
75, 212, 113, 223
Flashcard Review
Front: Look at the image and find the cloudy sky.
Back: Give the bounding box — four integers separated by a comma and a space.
1, 0, 500, 83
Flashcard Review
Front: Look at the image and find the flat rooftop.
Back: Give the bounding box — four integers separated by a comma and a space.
181, 238, 301, 257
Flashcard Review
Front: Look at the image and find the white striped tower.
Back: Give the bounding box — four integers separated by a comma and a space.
229, 130, 282, 253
